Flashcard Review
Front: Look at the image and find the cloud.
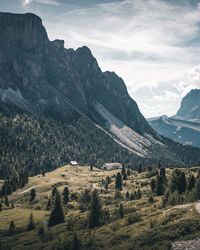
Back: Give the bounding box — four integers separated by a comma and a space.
35, 0, 60, 5
21, 0, 32, 6
21, 0, 59, 7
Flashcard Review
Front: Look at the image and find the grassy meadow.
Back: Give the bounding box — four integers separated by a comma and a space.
1, 165, 200, 249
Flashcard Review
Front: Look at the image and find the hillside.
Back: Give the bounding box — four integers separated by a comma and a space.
148, 116, 200, 148
1, 164, 200, 249
0, 12, 200, 168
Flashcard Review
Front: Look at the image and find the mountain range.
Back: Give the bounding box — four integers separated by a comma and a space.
0, 11, 200, 177
148, 89, 200, 148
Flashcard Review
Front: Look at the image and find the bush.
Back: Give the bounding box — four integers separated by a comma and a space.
126, 213, 142, 225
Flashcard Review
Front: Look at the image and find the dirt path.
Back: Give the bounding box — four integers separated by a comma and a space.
18, 186, 36, 195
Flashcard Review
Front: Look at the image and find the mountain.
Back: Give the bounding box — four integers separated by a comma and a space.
148, 89, 200, 148
0, 11, 200, 176
175, 89, 200, 122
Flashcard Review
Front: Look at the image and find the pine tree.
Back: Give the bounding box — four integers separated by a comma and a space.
5, 195, 9, 207
72, 232, 80, 250
170, 169, 187, 195
29, 188, 36, 202
48, 192, 65, 227
115, 172, 122, 191
148, 196, 154, 203
119, 203, 124, 218
88, 189, 102, 228
126, 191, 129, 200
138, 164, 142, 173
151, 179, 156, 193
27, 213, 35, 231
188, 175, 196, 192
52, 186, 58, 197
127, 169, 131, 176
137, 189, 142, 199
156, 176, 164, 196
121, 164, 126, 176
105, 182, 108, 191
63, 186, 69, 205
123, 172, 127, 180
46, 198, 51, 210
9, 221, 15, 235
0, 202, 2, 212
38, 225, 45, 237
160, 168, 166, 179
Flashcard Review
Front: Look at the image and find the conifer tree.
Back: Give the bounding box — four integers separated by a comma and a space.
48, 192, 65, 226
5, 195, 9, 207
72, 232, 80, 250
123, 172, 127, 180
9, 221, 15, 235
156, 175, 164, 196
126, 191, 129, 200
88, 189, 102, 228
63, 186, 69, 205
138, 164, 142, 173
0, 202, 2, 212
137, 188, 142, 199
27, 213, 35, 231
46, 198, 51, 211
29, 188, 36, 202
105, 182, 108, 191
160, 168, 166, 180
52, 186, 58, 197
188, 174, 196, 192
151, 179, 156, 193
127, 169, 131, 176
170, 169, 187, 194
121, 164, 126, 176
119, 203, 124, 218
115, 172, 122, 191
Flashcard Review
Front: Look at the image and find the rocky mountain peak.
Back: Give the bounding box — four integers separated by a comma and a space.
176, 89, 200, 120
0, 12, 48, 49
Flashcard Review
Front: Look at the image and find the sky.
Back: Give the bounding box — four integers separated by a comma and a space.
1, 0, 200, 118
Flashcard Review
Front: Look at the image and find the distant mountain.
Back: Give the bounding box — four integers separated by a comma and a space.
148, 89, 200, 148
175, 89, 200, 122
0, 11, 200, 175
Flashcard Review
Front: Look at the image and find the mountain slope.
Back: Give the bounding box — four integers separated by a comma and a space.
148, 116, 200, 147
0, 12, 200, 169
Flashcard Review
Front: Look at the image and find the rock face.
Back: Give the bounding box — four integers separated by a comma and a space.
0, 12, 153, 134
1, 12, 200, 164
176, 89, 200, 121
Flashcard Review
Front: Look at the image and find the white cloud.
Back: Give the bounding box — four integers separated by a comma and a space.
21, 0, 59, 7
35, 0, 60, 6
21, 0, 32, 6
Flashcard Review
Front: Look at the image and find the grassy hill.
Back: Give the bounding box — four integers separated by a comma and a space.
1, 165, 200, 249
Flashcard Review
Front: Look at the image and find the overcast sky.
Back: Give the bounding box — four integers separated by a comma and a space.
1, 0, 200, 118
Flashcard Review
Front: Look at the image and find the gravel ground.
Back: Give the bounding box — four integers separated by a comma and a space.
171, 238, 200, 250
